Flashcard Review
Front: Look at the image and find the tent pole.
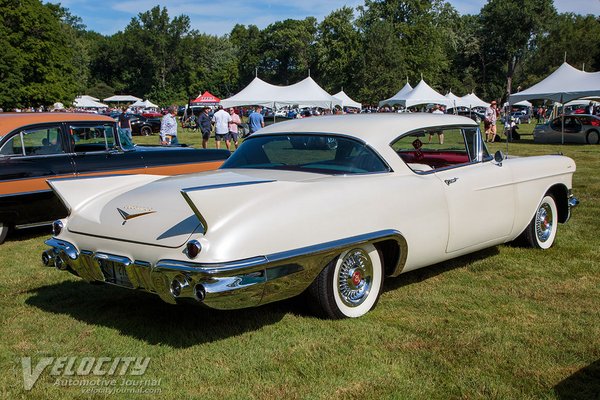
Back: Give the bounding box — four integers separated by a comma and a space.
561, 94, 565, 145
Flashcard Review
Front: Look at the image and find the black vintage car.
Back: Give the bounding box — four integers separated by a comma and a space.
129, 113, 162, 136
0, 113, 229, 243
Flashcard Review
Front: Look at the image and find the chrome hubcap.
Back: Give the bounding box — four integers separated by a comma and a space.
338, 249, 373, 307
535, 203, 553, 242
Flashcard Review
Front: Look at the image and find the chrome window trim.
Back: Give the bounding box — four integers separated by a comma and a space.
390, 124, 489, 175
69, 122, 117, 153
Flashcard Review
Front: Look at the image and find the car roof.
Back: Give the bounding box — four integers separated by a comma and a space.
0, 113, 115, 136
255, 113, 478, 147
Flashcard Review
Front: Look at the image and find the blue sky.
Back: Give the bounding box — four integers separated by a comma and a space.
48, 0, 600, 36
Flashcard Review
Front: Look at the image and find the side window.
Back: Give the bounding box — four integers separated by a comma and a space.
70, 124, 116, 152
392, 127, 486, 173
0, 127, 63, 157
0, 133, 24, 156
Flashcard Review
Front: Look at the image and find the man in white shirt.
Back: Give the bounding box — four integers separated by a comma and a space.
212, 106, 232, 149
160, 106, 178, 145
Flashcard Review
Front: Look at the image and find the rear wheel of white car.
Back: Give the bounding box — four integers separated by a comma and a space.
524, 195, 558, 249
308, 243, 383, 319
586, 130, 599, 144
0, 222, 9, 244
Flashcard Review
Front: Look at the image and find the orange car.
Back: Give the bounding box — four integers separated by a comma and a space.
0, 113, 229, 243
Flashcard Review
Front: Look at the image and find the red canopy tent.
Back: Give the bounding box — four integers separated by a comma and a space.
191, 91, 220, 105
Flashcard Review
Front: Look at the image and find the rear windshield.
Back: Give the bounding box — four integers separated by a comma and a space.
221, 134, 389, 175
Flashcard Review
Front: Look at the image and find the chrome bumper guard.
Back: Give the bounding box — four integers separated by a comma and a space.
43, 230, 406, 310
566, 191, 579, 223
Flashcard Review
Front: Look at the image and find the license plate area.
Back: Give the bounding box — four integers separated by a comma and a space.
96, 254, 133, 288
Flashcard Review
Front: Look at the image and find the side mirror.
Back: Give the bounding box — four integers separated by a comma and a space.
494, 150, 504, 166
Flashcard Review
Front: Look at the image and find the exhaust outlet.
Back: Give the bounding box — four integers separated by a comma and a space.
55, 255, 68, 270
169, 275, 190, 298
194, 284, 206, 302
41, 251, 54, 267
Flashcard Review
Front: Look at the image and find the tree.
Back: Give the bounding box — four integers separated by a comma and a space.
480, 0, 556, 101
316, 7, 362, 97
356, 0, 457, 102
522, 13, 600, 87
260, 18, 318, 85
230, 24, 263, 88
0, 0, 80, 109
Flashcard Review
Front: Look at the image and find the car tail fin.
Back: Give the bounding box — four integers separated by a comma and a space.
47, 174, 164, 214
180, 179, 275, 234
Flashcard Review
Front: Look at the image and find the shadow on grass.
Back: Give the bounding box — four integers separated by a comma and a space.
554, 359, 600, 400
4, 225, 51, 243
26, 280, 291, 348
383, 246, 500, 292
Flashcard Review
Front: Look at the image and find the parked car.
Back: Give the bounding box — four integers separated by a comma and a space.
450, 109, 486, 124
0, 113, 229, 243
43, 114, 578, 318
130, 114, 161, 136
510, 110, 531, 124
140, 110, 163, 118
533, 114, 600, 144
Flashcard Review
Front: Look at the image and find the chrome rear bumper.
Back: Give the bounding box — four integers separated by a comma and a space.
43, 230, 406, 310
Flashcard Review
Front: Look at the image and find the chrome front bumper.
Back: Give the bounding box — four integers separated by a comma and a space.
43, 230, 406, 310
566, 191, 579, 223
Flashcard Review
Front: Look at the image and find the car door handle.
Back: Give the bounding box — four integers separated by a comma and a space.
444, 177, 459, 186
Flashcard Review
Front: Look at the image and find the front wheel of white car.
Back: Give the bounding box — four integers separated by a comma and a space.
523, 195, 558, 249
308, 244, 383, 319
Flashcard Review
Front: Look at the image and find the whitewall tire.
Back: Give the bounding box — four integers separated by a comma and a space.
525, 195, 558, 249
308, 243, 383, 319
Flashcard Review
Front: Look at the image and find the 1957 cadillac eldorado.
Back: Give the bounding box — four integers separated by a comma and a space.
43, 114, 579, 318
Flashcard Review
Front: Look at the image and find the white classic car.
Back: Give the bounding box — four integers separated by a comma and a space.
43, 114, 579, 318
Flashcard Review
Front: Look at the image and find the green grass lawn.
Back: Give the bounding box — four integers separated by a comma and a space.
0, 121, 598, 399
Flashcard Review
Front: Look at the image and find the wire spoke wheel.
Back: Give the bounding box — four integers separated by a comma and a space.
524, 194, 558, 249
308, 243, 383, 319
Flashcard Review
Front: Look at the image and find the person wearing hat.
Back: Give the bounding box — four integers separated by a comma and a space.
484, 100, 498, 142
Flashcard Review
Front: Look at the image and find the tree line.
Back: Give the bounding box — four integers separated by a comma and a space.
1, 0, 599, 110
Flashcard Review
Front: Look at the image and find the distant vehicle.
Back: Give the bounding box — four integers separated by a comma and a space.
450, 109, 486, 124
510, 110, 531, 124
141, 110, 163, 118
533, 114, 600, 144
130, 114, 161, 136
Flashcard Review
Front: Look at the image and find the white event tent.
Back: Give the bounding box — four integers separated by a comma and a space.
509, 62, 600, 144
220, 77, 342, 109
333, 90, 361, 109
509, 62, 600, 105
131, 99, 159, 109
460, 93, 490, 109
79, 95, 100, 102
378, 82, 413, 107
396, 80, 451, 108
445, 92, 462, 109
103, 95, 142, 103
73, 96, 108, 108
